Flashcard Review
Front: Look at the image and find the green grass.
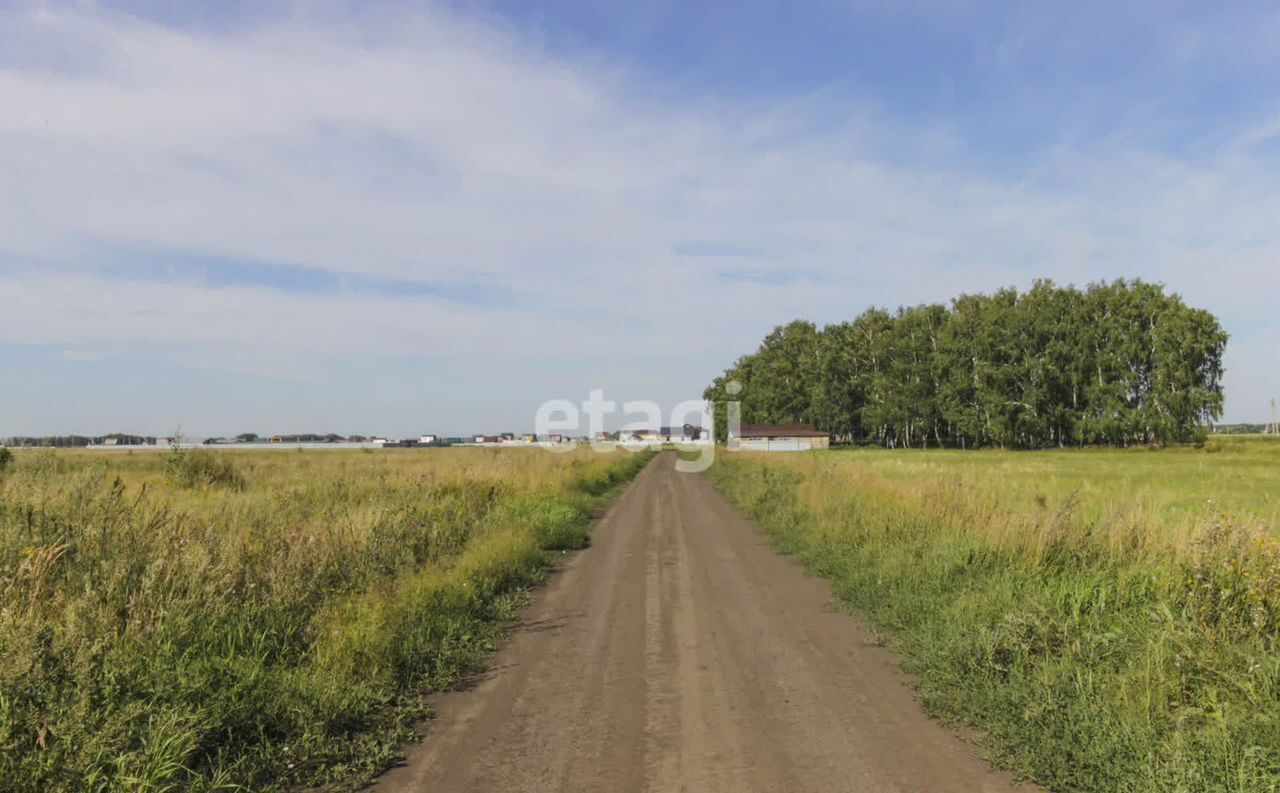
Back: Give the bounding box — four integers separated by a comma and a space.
707, 436, 1280, 793
819, 436, 1280, 543
0, 446, 652, 791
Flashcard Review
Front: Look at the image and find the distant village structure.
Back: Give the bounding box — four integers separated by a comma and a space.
730, 423, 831, 452
22, 421, 832, 453
614, 425, 709, 445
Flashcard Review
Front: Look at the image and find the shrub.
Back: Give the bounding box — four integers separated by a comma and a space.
165, 447, 245, 489
0, 446, 12, 475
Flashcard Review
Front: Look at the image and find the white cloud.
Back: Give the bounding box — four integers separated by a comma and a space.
1, 0, 1277, 430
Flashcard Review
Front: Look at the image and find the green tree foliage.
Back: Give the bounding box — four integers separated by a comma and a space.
704, 319, 824, 440
705, 280, 1228, 448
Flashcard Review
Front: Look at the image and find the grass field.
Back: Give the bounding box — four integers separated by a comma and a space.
708, 436, 1280, 793
817, 437, 1280, 551
0, 445, 651, 792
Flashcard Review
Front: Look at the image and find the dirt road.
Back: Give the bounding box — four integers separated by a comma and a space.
376, 453, 1034, 792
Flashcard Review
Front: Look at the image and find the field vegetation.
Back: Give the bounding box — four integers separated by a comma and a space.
708, 436, 1280, 792
0, 445, 650, 791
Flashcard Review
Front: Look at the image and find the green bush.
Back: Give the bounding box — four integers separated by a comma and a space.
165, 447, 245, 489
0, 447, 11, 475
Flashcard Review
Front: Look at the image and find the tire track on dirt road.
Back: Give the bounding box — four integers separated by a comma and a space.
374, 452, 1037, 792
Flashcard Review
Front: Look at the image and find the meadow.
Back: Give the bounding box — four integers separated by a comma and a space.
708, 436, 1280, 793
0, 445, 651, 792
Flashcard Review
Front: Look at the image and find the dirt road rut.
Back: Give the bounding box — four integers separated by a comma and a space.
376, 453, 1034, 792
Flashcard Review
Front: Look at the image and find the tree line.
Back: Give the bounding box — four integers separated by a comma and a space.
704, 279, 1228, 448
1, 434, 157, 448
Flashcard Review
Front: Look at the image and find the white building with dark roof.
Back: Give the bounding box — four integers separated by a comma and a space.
731, 423, 830, 451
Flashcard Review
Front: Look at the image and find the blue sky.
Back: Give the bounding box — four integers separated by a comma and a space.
2, 0, 1278, 436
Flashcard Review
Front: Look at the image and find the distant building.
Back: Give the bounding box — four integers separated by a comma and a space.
419, 434, 438, 445
731, 424, 830, 452
660, 425, 704, 443
371, 437, 390, 446
621, 428, 661, 442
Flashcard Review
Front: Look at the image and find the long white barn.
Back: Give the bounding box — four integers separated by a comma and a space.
731, 423, 830, 452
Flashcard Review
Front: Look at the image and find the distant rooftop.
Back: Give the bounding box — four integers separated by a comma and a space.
736, 423, 828, 438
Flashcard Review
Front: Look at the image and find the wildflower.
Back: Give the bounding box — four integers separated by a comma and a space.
23, 545, 35, 557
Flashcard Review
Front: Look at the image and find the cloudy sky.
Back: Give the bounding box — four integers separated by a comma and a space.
2, 0, 1278, 436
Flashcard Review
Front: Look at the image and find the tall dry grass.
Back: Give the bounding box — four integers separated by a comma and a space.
709, 441, 1280, 792
0, 446, 652, 791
